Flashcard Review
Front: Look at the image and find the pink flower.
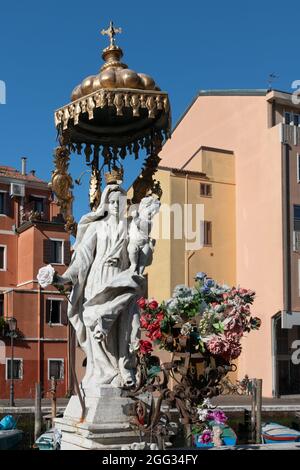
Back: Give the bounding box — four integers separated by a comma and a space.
199, 429, 213, 444
206, 335, 229, 356
208, 409, 228, 424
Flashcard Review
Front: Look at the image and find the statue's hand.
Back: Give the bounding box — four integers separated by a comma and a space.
93, 324, 107, 343
53, 273, 70, 286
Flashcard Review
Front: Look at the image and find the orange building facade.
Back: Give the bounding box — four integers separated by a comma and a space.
0, 158, 74, 399
148, 89, 300, 397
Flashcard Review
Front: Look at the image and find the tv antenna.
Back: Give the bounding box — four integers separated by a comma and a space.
267, 73, 279, 90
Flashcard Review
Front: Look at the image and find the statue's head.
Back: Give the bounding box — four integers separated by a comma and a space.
104, 186, 127, 220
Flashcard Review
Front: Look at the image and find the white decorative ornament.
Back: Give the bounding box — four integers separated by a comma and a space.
37, 264, 55, 288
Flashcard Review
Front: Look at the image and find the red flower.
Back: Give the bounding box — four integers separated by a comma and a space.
139, 340, 153, 355
150, 329, 162, 341
137, 297, 147, 309
140, 315, 150, 329
156, 312, 164, 322
147, 320, 161, 332
148, 300, 159, 310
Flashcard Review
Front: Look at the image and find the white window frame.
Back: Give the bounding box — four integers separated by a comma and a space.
49, 238, 65, 265
293, 113, 300, 127
0, 245, 7, 271
284, 110, 300, 127
284, 111, 291, 125
297, 154, 300, 183
48, 358, 64, 381
0, 190, 7, 217
5, 358, 23, 380
46, 297, 63, 325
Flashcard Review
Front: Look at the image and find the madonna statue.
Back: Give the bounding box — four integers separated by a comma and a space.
54, 183, 159, 392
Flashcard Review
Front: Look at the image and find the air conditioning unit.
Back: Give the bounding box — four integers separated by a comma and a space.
10, 183, 25, 197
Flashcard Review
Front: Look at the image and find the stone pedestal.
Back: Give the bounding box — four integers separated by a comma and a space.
54, 386, 151, 450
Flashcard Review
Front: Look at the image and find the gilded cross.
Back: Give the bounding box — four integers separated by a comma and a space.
101, 21, 122, 47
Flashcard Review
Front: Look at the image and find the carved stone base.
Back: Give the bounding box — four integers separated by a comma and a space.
54, 386, 151, 450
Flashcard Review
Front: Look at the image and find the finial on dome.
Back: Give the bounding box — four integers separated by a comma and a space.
101, 21, 122, 48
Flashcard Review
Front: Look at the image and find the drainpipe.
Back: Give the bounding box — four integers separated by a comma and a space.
282, 143, 291, 316
184, 173, 196, 285
37, 286, 42, 390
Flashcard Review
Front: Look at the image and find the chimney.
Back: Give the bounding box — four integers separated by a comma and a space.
30, 169, 36, 177
21, 157, 27, 175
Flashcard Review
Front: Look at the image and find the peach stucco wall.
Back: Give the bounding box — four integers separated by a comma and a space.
160, 94, 283, 396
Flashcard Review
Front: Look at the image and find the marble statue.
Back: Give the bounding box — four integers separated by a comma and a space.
51, 184, 159, 392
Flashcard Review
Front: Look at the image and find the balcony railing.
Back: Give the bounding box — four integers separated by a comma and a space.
280, 123, 300, 146
20, 201, 48, 225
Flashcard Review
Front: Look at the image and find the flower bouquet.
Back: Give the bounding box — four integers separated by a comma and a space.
136, 272, 261, 363
132, 272, 261, 447
191, 399, 237, 448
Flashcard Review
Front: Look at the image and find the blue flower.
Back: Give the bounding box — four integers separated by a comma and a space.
195, 272, 207, 280
200, 286, 210, 295
204, 278, 214, 288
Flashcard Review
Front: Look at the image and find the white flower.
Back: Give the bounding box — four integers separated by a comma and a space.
37, 264, 55, 288
180, 322, 193, 336
171, 314, 183, 323
197, 409, 209, 422
129, 341, 140, 353
202, 398, 213, 408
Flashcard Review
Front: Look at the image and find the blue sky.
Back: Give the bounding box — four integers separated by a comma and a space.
0, 0, 299, 221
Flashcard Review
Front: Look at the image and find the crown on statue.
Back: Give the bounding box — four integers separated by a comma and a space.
105, 167, 124, 185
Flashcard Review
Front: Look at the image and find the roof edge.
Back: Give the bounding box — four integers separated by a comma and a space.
171, 88, 292, 136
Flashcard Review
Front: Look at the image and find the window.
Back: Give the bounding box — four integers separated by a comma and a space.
200, 183, 212, 197
294, 114, 300, 127
204, 221, 212, 246
0, 192, 6, 215
294, 205, 300, 231
284, 112, 300, 126
0, 246, 7, 271
6, 359, 23, 380
0, 294, 3, 317
46, 299, 62, 324
30, 196, 44, 213
44, 239, 71, 266
285, 112, 291, 125
50, 240, 63, 264
297, 154, 300, 183
48, 359, 64, 380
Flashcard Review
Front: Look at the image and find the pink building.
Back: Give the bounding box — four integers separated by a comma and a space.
159, 89, 300, 397
0, 158, 74, 399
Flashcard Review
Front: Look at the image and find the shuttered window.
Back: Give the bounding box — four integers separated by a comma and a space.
6, 359, 23, 379
43, 239, 71, 265
0, 193, 5, 214
46, 299, 68, 325
204, 221, 212, 246
200, 183, 212, 197
48, 359, 64, 380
